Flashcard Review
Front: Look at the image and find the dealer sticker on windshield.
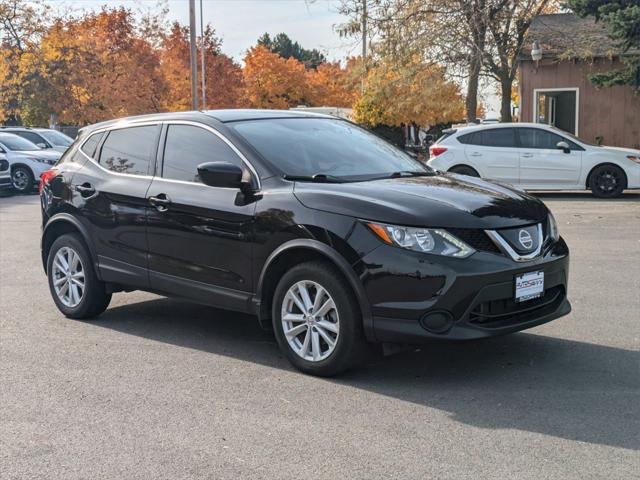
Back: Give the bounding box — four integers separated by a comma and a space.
515, 271, 544, 302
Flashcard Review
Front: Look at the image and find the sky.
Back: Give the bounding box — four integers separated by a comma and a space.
44, 0, 358, 62
41, 0, 500, 116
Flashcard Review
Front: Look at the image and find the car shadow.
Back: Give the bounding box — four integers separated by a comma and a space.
90, 298, 638, 451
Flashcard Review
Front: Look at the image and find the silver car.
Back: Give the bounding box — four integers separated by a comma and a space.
0, 133, 61, 193
0, 153, 10, 193
0, 127, 74, 154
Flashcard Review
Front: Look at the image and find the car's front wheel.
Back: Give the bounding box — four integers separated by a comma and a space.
11, 166, 34, 193
272, 261, 367, 376
47, 233, 111, 319
589, 165, 626, 198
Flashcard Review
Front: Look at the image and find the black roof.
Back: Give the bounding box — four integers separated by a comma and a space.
78, 109, 332, 135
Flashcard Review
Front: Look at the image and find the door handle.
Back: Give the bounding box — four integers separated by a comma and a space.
148, 194, 172, 212
469, 152, 482, 157
522, 153, 534, 158
75, 183, 96, 197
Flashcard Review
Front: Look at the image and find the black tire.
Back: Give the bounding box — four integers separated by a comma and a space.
11, 166, 34, 194
272, 261, 368, 376
449, 165, 480, 177
47, 233, 111, 319
589, 164, 626, 198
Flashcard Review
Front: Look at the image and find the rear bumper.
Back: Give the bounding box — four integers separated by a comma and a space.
357, 239, 571, 343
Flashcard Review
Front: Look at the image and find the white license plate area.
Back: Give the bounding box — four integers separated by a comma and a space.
515, 271, 544, 302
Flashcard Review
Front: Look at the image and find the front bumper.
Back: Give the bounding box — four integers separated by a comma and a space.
356, 238, 570, 343
0, 175, 11, 190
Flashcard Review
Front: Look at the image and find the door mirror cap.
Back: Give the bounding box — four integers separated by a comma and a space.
36, 142, 49, 149
556, 141, 570, 153
198, 161, 246, 189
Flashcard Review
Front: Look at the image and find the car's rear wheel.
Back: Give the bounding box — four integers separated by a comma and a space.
47, 233, 111, 319
449, 165, 480, 177
589, 165, 626, 198
272, 261, 367, 376
11, 166, 34, 193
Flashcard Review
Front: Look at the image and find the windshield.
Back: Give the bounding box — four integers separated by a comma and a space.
229, 118, 430, 180
0, 133, 40, 151
37, 130, 73, 146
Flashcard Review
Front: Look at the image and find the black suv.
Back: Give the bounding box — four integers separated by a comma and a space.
40, 110, 571, 376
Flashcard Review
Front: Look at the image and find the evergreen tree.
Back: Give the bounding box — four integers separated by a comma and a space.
568, 0, 640, 90
257, 32, 326, 69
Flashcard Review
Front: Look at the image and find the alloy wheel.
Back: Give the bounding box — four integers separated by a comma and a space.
281, 280, 340, 362
595, 169, 620, 194
12, 169, 29, 191
51, 246, 85, 308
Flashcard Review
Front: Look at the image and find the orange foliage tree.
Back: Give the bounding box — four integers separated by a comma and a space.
242, 45, 309, 109
306, 60, 359, 107
159, 22, 244, 111
20, 8, 166, 125
354, 57, 465, 127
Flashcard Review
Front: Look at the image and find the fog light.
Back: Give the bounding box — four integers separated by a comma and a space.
419, 311, 454, 334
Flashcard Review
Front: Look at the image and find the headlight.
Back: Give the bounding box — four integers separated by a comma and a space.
27, 157, 48, 164
366, 222, 475, 258
547, 211, 559, 242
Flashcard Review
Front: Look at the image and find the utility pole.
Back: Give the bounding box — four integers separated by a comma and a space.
189, 0, 198, 110
200, 0, 206, 110
361, 0, 367, 94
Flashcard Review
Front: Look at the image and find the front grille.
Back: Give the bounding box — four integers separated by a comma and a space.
469, 285, 565, 327
0, 159, 8, 171
447, 227, 501, 254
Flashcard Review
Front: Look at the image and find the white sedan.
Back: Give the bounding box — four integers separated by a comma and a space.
427, 122, 640, 198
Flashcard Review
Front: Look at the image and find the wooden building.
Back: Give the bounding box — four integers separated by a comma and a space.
519, 13, 639, 149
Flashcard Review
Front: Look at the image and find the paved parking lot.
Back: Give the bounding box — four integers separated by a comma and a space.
1, 192, 639, 479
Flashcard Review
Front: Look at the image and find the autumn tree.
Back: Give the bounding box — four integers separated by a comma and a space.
354, 57, 465, 127
257, 32, 326, 69
243, 45, 309, 109
306, 59, 360, 107
159, 22, 244, 111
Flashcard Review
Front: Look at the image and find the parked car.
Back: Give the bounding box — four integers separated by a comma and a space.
40, 110, 570, 376
0, 127, 74, 153
0, 153, 11, 192
427, 122, 640, 198
0, 132, 62, 193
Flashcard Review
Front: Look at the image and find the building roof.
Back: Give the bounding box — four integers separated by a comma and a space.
521, 13, 620, 61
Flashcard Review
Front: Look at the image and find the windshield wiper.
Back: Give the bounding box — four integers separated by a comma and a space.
389, 170, 434, 178
283, 174, 345, 183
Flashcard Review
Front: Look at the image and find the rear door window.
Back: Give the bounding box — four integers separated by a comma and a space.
99, 125, 159, 175
480, 128, 517, 147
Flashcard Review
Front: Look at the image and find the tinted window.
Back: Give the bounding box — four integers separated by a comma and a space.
0, 133, 40, 151
80, 132, 104, 158
518, 128, 580, 150
229, 118, 429, 179
99, 126, 158, 175
162, 125, 243, 183
38, 130, 73, 146
12, 131, 46, 146
457, 132, 479, 145
481, 128, 516, 147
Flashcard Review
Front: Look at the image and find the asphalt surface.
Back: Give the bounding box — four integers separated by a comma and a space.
1, 191, 639, 479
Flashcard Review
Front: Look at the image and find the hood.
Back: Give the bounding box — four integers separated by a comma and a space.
293, 173, 548, 229
19, 149, 62, 160
600, 145, 640, 156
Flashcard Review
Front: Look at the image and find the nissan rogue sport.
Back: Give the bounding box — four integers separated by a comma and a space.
40, 110, 571, 376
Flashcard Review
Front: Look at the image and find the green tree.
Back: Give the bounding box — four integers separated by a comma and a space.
567, 0, 640, 90
257, 32, 326, 69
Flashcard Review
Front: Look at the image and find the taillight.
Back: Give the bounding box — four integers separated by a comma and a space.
39, 169, 57, 193
429, 146, 448, 157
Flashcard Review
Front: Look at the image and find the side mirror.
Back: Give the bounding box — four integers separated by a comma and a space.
556, 141, 570, 154
198, 161, 245, 189
36, 142, 49, 149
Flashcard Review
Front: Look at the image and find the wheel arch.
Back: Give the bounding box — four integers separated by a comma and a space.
41, 214, 98, 277
10, 162, 36, 177
255, 239, 374, 341
585, 162, 628, 189
448, 164, 480, 176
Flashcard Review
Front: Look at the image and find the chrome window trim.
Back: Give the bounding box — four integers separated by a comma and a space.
485, 223, 544, 262
76, 120, 261, 189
